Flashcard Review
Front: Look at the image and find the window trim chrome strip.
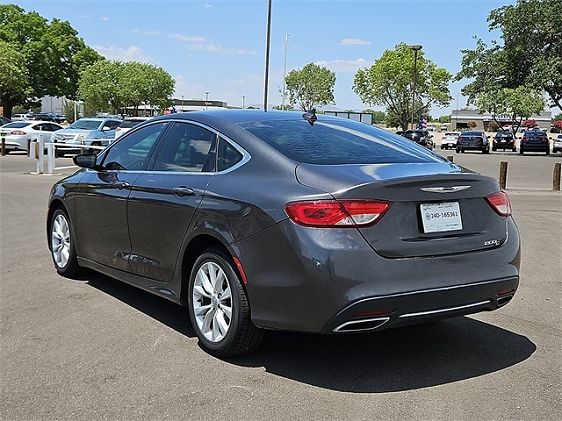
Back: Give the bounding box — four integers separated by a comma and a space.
89, 118, 251, 175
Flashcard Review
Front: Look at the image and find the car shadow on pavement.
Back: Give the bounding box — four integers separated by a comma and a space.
86, 273, 195, 338
233, 318, 536, 393
86, 273, 535, 393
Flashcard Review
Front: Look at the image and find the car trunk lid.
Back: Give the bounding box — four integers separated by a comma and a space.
296, 162, 508, 258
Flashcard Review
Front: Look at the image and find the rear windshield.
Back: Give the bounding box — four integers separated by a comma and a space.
2, 122, 31, 128
239, 118, 443, 165
69, 120, 102, 130
120, 119, 146, 129
460, 131, 483, 137
525, 131, 546, 137
495, 132, 513, 137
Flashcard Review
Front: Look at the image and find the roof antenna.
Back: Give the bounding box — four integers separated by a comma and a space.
302, 108, 317, 126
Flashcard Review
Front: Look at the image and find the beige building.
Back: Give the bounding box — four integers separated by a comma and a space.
451, 109, 551, 131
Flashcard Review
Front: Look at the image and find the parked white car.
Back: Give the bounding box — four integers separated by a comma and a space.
114, 117, 151, 139
11, 114, 33, 122
553, 134, 562, 154
440, 131, 461, 150
0, 121, 63, 153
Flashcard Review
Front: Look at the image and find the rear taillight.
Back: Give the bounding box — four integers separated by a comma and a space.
10, 130, 26, 135
285, 200, 391, 227
486, 191, 512, 216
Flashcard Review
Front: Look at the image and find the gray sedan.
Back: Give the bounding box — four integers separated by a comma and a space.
47, 111, 520, 356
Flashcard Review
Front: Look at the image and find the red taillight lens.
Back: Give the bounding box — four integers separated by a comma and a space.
486, 191, 512, 216
285, 200, 391, 227
10, 130, 26, 135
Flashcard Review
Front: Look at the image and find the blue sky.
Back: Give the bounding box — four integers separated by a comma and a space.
14, 0, 512, 115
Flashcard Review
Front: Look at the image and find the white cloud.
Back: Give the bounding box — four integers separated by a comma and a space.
129, 28, 160, 36
100, 16, 110, 22
338, 38, 371, 47
169, 33, 258, 56
93, 45, 152, 63
203, 3, 214, 8
314, 58, 369, 73
174, 75, 208, 99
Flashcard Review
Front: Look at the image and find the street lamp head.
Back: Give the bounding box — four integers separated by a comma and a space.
407, 44, 423, 51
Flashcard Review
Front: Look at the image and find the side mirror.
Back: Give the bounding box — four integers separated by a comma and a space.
73, 154, 97, 169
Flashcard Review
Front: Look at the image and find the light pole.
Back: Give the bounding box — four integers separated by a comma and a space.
242, 95, 245, 109
407, 44, 422, 129
282, 33, 289, 110
263, 0, 272, 111
204, 91, 209, 110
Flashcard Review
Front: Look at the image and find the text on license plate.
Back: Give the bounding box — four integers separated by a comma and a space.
420, 202, 463, 233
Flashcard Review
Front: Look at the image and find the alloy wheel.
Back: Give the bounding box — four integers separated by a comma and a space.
51, 214, 71, 268
192, 261, 233, 343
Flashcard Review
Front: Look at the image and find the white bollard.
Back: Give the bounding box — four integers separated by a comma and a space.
46, 143, 55, 174
36, 143, 43, 174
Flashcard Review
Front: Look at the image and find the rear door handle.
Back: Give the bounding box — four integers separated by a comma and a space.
173, 186, 195, 196
114, 181, 130, 189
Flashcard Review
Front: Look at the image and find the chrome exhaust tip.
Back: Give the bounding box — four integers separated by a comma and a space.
497, 295, 513, 307
333, 316, 390, 333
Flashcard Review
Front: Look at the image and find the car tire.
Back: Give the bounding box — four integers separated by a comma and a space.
55, 149, 64, 158
512, 148, 517, 152
492, 147, 497, 151
188, 248, 264, 357
546, 150, 550, 156
49, 208, 85, 278
455, 148, 460, 154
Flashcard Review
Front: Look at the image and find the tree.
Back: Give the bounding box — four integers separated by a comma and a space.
438, 115, 451, 124
457, 0, 561, 111
78, 60, 175, 114
0, 5, 102, 117
474, 86, 545, 136
353, 43, 452, 131
285, 63, 335, 111
0, 40, 33, 117
467, 121, 478, 129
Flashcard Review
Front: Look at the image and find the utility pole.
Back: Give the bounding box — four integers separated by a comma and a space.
204, 91, 209, 110
282, 33, 289, 110
242, 95, 245, 109
263, 0, 272, 112
408, 45, 422, 129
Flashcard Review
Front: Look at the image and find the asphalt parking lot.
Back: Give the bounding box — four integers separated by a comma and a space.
1, 151, 561, 420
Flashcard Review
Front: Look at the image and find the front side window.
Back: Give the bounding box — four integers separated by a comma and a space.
104, 120, 121, 130
152, 122, 215, 172
102, 122, 168, 171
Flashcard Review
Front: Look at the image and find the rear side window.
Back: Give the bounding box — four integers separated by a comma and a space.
217, 137, 243, 171
239, 119, 442, 165
152, 122, 216, 172
3, 122, 31, 129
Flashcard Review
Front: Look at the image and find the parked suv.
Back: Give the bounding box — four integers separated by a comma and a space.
492, 132, 516, 152
402, 129, 433, 149
456, 131, 490, 154
519, 131, 549, 155
52, 117, 122, 157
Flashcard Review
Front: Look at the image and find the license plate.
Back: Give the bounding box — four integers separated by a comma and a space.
420, 202, 463, 233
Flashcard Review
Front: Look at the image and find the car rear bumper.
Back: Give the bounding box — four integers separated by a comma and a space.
493, 141, 515, 148
237, 217, 521, 333
520, 144, 549, 151
458, 143, 484, 150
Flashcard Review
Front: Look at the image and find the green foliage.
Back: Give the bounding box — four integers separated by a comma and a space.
362, 109, 387, 124
78, 60, 175, 114
0, 4, 102, 117
457, 0, 561, 111
474, 86, 545, 135
353, 43, 452, 131
0, 40, 32, 110
285, 63, 335, 111
438, 115, 451, 124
